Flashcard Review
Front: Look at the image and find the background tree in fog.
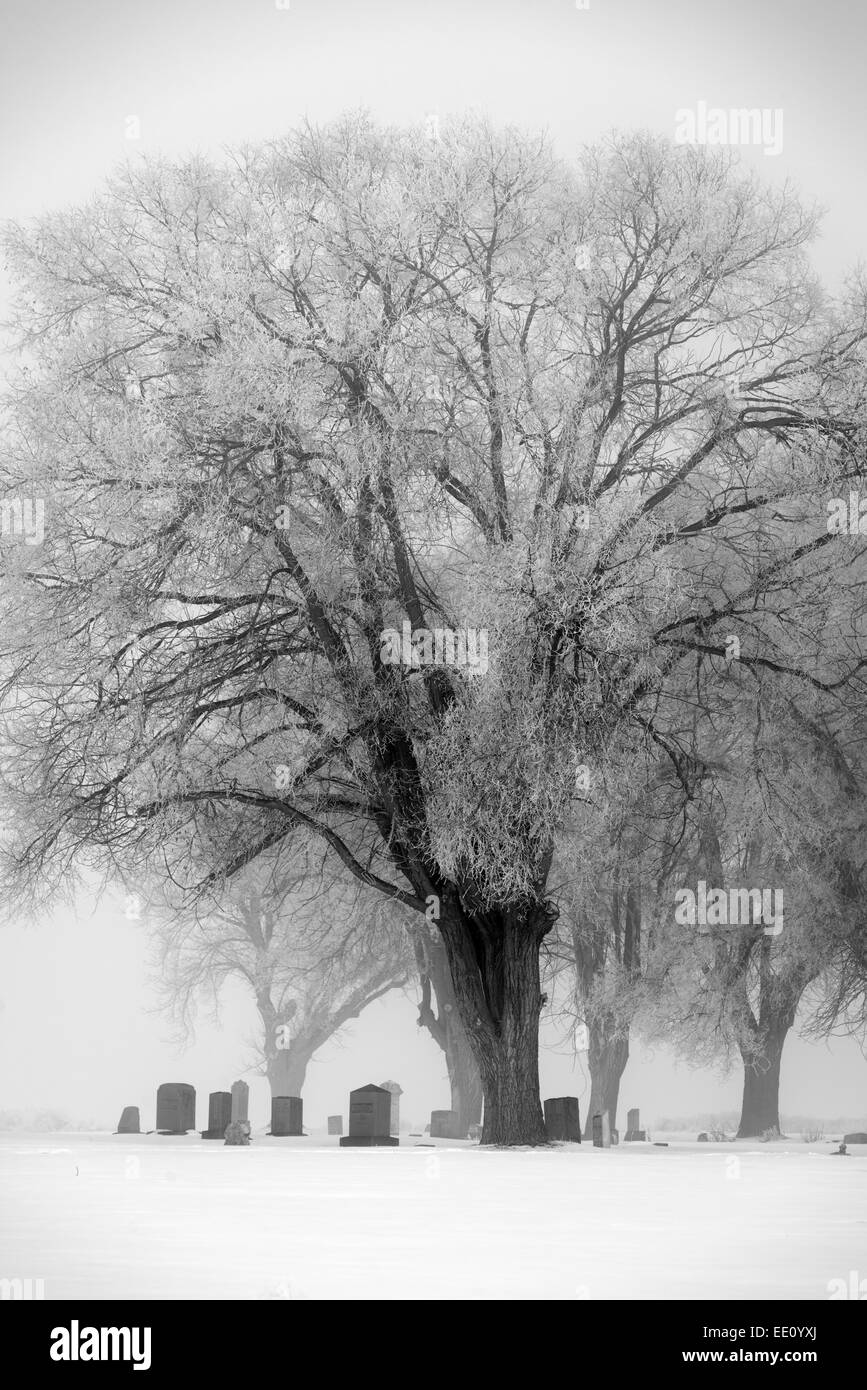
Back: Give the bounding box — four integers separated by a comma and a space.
154, 851, 413, 1098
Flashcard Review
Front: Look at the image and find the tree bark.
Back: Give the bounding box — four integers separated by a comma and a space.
437, 901, 550, 1146
266, 1045, 312, 1099
736, 1022, 788, 1137
582, 1016, 629, 1138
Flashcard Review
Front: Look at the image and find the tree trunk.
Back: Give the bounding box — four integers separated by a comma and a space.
266, 1045, 312, 1099
438, 903, 549, 1146
415, 932, 484, 1137
582, 1016, 629, 1138
736, 1024, 788, 1137
443, 1007, 484, 1136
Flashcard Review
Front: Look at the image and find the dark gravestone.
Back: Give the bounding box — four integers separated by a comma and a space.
430, 1109, 461, 1139
327, 1115, 343, 1136
271, 1096, 303, 1136
544, 1096, 581, 1142
340, 1084, 398, 1147
225, 1120, 251, 1146
156, 1083, 196, 1134
202, 1091, 233, 1139
697, 1132, 709, 1142
115, 1105, 140, 1135
592, 1113, 604, 1148
843, 1132, 867, 1144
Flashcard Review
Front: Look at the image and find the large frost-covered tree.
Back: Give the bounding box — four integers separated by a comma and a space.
1, 117, 866, 1143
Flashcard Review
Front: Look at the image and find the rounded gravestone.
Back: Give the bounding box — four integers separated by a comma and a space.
115, 1106, 140, 1134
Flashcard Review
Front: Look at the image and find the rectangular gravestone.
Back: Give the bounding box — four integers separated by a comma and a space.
202, 1091, 233, 1139
271, 1096, 303, 1136
379, 1080, 403, 1136
115, 1105, 140, 1135
430, 1109, 461, 1139
340, 1084, 398, 1146
544, 1096, 581, 1142
327, 1115, 343, 1136
625, 1107, 646, 1141
230, 1080, 249, 1124
592, 1112, 608, 1148
156, 1083, 196, 1134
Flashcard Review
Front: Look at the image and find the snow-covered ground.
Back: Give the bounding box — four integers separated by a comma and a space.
1, 1132, 864, 1300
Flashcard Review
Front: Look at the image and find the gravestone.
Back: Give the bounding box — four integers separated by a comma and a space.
611, 1127, 619, 1145
340, 1084, 398, 1147
115, 1105, 140, 1135
843, 1132, 867, 1144
625, 1108, 646, 1142
327, 1115, 343, 1136
697, 1132, 709, 1142
225, 1120, 251, 1146
271, 1097, 303, 1136
379, 1080, 403, 1136
230, 1080, 249, 1124
202, 1091, 233, 1139
156, 1083, 196, 1134
544, 1096, 581, 1142
430, 1109, 461, 1140
468, 1123, 483, 1141
592, 1112, 611, 1148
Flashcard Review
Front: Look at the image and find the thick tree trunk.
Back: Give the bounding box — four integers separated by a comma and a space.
736, 1024, 788, 1137
266, 1046, 311, 1099
582, 1016, 629, 1138
438, 905, 549, 1146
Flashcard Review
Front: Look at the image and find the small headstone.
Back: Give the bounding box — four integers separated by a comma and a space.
697, 1132, 709, 1142
625, 1107, 646, 1141
468, 1123, 483, 1141
379, 1080, 403, 1136
610, 1127, 619, 1146
544, 1096, 581, 1142
271, 1096, 303, 1137
340, 1084, 398, 1147
430, 1109, 461, 1139
224, 1120, 251, 1146
327, 1115, 343, 1136
115, 1105, 140, 1135
592, 1113, 611, 1148
156, 1083, 196, 1134
230, 1080, 249, 1124
843, 1132, 867, 1144
625, 1104, 646, 1142
202, 1091, 233, 1139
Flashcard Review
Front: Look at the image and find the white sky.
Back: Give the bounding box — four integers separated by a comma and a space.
0, 0, 865, 1129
